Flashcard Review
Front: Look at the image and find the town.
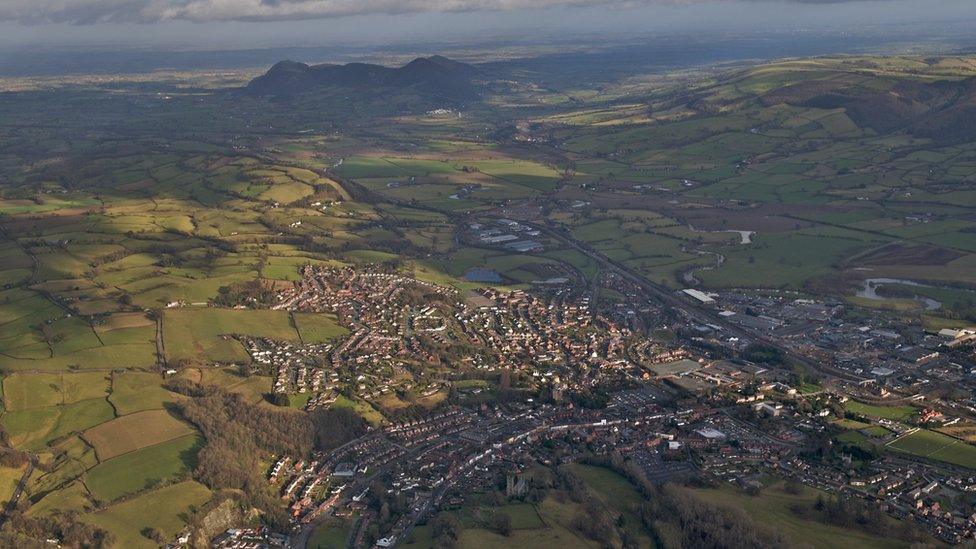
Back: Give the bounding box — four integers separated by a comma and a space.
208, 260, 976, 548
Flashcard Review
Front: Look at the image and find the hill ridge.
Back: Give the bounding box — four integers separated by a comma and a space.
244, 55, 479, 100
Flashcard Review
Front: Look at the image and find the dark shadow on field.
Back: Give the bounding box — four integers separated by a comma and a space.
180, 436, 203, 470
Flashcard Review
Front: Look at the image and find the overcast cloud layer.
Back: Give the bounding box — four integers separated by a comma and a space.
0, 0, 907, 24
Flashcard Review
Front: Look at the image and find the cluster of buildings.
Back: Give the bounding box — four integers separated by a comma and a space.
199, 261, 976, 547
212, 528, 289, 548
223, 334, 976, 547
683, 288, 976, 392
242, 338, 334, 398
645, 357, 772, 395
260, 264, 693, 411
469, 219, 543, 253
269, 387, 817, 545
264, 266, 468, 407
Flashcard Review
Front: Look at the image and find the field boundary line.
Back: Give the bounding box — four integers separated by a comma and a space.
885, 427, 919, 446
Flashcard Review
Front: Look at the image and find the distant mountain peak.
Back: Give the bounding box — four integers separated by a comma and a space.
268, 59, 308, 71
244, 55, 479, 101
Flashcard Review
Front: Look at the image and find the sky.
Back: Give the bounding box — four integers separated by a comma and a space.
0, 0, 972, 50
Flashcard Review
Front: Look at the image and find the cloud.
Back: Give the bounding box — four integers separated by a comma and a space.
0, 0, 898, 25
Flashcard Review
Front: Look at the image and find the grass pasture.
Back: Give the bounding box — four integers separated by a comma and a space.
2, 398, 115, 450
421, 466, 647, 549
94, 313, 156, 347
82, 480, 211, 548
836, 430, 873, 451
456, 522, 593, 549
109, 371, 182, 415
3, 373, 64, 411
28, 480, 92, 517
293, 312, 349, 344
685, 482, 906, 549
937, 422, 976, 443
82, 409, 195, 461
449, 497, 595, 549
86, 434, 202, 503
182, 367, 272, 403
492, 502, 545, 530
0, 342, 158, 372
3, 371, 109, 411
0, 464, 27, 505
309, 518, 354, 549
331, 395, 385, 426
162, 308, 300, 363
844, 400, 917, 421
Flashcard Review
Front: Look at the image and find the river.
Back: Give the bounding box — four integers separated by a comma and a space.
688, 224, 755, 244
856, 278, 942, 311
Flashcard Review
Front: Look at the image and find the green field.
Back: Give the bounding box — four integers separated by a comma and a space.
82, 480, 212, 548
293, 312, 349, 344
108, 371, 183, 415
861, 425, 892, 437
413, 466, 651, 549
331, 395, 385, 426
3, 371, 110, 411
186, 367, 273, 403
28, 480, 92, 517
457, 523, 593, 549
887, 429, 976, 468
497, 503, 545, 530
163, 308, 301, 363
833, 418, 873, 430
2, 398, 116, 450
309, 519, 354, 549
836, 430, 873, 451
686, 483, 908, 549
449, 497, 596, 549
83, 409, 196, 460
0, 464, 27, 504
0, 342, 158, 372
844, 400, 917, 421
86, 434, 202, 503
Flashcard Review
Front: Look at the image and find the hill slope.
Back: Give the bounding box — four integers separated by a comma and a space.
706, 62, 976, 143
